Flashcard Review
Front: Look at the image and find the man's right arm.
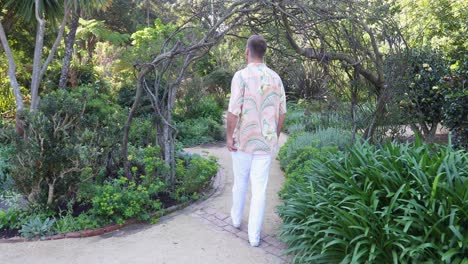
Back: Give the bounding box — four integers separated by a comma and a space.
226, 112, 239, 152
226, 72, 242, 152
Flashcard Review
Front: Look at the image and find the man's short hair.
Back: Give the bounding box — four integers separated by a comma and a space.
247, 35, 267, 59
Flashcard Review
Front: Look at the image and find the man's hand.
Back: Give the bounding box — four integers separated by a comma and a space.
226, 138, 238, 152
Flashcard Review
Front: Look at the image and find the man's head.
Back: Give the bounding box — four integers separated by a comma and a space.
246, 35, 267, 62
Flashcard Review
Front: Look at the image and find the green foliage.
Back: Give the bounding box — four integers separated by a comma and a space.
19, 216, 55, 240
278, 128, 353, 170
0, 209, 25, 230
283, 101, 372, 134
441, 60, 467, 149
53, 209, 100, 234
117, 82, 153, 117
0, 48, 31, 116
181, 94, 224, 123
176, 117, 223, 147
202, 68, 233, 106
76, 18, 130, 63
278, 141, 468, 263
128, 117, 157, 147
0, 145, 14, 191
126, 145, 170, 183
175, 94, 224, 147
4, 0, 64, 23
90, 177, 164, 224
125, 18, 178, 64
173, 154, 218, 202
280, 146, 338, 200
397, 0, 467, 61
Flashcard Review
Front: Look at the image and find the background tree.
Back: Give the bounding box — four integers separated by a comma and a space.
274, 0, 406, 140
58, 0, 112, 89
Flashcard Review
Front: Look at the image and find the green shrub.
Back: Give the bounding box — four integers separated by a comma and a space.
278, 128, 353, 169
90, 177, 164, 224
127, 145, 170, 184
19, 216, 55, 240
0, 145, 13, 192
173, 154, 218, 202
278, 141, 468, 263
280, 146, 338, 200
6, 86, 125, 207
0, 209, 26, 230
396, 49, 448, 141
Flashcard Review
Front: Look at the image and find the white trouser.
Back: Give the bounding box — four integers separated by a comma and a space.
230, 151, 272, 243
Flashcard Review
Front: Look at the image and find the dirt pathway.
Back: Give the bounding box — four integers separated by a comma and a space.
0, 135, 289, 264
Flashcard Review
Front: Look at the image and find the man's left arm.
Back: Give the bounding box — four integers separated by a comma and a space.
277, 78, 287, 138
277, 113, 286, 138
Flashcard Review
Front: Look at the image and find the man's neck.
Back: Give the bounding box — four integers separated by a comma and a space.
247, 57, 263, 64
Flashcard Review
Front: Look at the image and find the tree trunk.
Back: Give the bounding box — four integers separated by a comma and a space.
122, 71, 149, 180
351, 71, 359, 143
0, 22, 25, 134
47, 182, 55, 205
59, 6, 81, 90
30, 12, 46, 112
363, 85, 387, 141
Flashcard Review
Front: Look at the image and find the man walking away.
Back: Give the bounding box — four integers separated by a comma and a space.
226, 35, 286, 247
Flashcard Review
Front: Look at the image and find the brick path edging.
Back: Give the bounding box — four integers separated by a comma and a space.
190, 206, 291, 263
0, 169, 224, 244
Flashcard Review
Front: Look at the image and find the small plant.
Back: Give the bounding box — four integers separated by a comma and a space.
19, 216, 56, 240
173, 155, 218, 201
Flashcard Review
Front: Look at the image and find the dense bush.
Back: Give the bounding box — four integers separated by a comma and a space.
278, 128, 353, 170
278, 140, 467, 263
441, 61, 467, 149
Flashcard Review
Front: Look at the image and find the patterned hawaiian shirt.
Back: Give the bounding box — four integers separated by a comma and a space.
228, 63, 287, 154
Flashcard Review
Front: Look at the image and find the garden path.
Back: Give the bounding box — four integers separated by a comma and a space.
0, 135, 290, 264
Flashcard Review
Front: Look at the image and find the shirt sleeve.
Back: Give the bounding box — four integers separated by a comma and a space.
279, 77, 287, 115
228, 72, 243, 116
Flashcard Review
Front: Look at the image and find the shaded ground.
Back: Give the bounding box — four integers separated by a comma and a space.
0, 135, 290, 264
